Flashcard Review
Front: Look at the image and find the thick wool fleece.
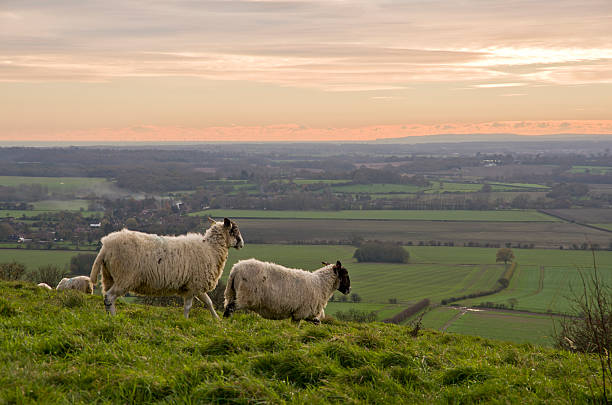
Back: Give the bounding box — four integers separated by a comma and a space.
224, 259, 340, 321
90, 224, 229, 298
56, 276, 93, 294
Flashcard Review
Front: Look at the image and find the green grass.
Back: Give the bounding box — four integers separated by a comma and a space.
30, 199, 90, 211
0, 280, 603, 403
0, 175, 111, 191
445, 310, 555, 346
421, 307, 462, 330
591, 223, 612, 231
569, 165, 612, 174
331, 183, 424, 193
195, 209, 559, 222
0, 209, 102, 218
0, 249, 78, 271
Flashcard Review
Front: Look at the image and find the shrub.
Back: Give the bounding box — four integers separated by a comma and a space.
26, 265, 68, 287
69, 253, 97, 276
353, 242, 409, 263
0, 261, 26, 281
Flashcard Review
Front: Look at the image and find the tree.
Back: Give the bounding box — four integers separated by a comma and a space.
350, 293, 362, 303
496, 248, 515, 265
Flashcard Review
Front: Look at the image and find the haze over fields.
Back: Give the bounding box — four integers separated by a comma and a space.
1, 0, 611, 142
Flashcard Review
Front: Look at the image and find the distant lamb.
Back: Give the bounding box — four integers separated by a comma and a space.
223, 259, 350, 324
37, 282, 53, 290
90, 218, 244, 319
56, 276, 94, 294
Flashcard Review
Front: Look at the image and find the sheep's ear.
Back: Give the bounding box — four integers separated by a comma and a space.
335, 260, 342, 268
224, 218, 231, 228
207, 217, 216, 225
322, 261, 330, 266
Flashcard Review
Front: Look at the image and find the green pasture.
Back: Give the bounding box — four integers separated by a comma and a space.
592, 223, 612, 231
569, 165, 612, 174
195, 209, 559, 222
30, 199, 90, 211
0, 209, 102, 218
445, 310, 555, 346
331, 183, 423, 194
0, 176, 111, 191
0, 249, 78, 271
421, 306, 462, 330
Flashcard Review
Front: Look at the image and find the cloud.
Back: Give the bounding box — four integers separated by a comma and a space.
6, 120, 612, 143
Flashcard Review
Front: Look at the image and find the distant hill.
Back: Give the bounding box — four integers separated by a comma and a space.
0, 280, 603, 403
376, 133, 612, 144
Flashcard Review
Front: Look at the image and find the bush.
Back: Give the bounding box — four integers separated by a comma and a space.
353, 242, 409, 263
69, 253, 97, 276
0, 261, 26, 281
26, 265, 68, 287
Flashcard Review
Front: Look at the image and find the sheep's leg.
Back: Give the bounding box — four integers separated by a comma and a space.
198, 292, 220, 320
183, 296, 194, 319
103, 286, 124, 316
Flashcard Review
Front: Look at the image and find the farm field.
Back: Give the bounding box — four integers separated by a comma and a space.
444, 309, 555, 346
458, 263, 612, 314
544, 208, 612, 224
228, 218, 611, 247
421, 306, 462, 330
569, 165, 612, 174
30, 199, 90, 211
0, 176, 110, 191
195, 209, 558, 222
0, 249, 79, 271
0, 209, 102, 218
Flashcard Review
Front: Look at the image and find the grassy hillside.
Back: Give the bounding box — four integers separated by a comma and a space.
0, 281, 603, 404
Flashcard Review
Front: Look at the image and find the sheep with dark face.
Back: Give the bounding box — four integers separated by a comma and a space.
223, 259, 350, 325
56, 276, 93, 294
90, 217, 244, 319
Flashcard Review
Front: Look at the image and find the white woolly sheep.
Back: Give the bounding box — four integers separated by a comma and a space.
223, 259, 350, 324
56, 276, 94, 294
90, 218, 244, 319
37, 282, 53, 290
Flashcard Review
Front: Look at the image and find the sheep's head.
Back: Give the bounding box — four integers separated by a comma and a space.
209, 217, 244, 249
331, 260, 351, 295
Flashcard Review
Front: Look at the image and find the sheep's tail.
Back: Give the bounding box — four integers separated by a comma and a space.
90, 247, 106, 285
223, 270, 237, 317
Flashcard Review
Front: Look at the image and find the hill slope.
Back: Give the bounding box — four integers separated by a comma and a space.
0, 281, 601, 404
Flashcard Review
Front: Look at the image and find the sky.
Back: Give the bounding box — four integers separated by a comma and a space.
1, 0, 612, 142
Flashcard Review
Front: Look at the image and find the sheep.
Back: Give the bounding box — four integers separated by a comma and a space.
90, 217, 244, 319
56, 276, 94, 294
223, 259, 350, 325
37, 282, 53, 290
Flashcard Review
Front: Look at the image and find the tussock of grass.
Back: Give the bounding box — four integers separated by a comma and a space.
0, 280, 605, 403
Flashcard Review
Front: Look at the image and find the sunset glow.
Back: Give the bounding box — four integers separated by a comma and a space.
1, 0, 611, 142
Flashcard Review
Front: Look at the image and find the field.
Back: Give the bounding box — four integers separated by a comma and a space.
30, 199, 90, 211
0, 209, 102, 218
224, 218, 612, 248
0, 176, 111, 191
0, 249, 79, 271
4, 244, 612, 344
544, 208, 612, 225
195, 209, 558, 222
445, 309, 555, 346
0, 280, 602, 404
569, 165, 612, 174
